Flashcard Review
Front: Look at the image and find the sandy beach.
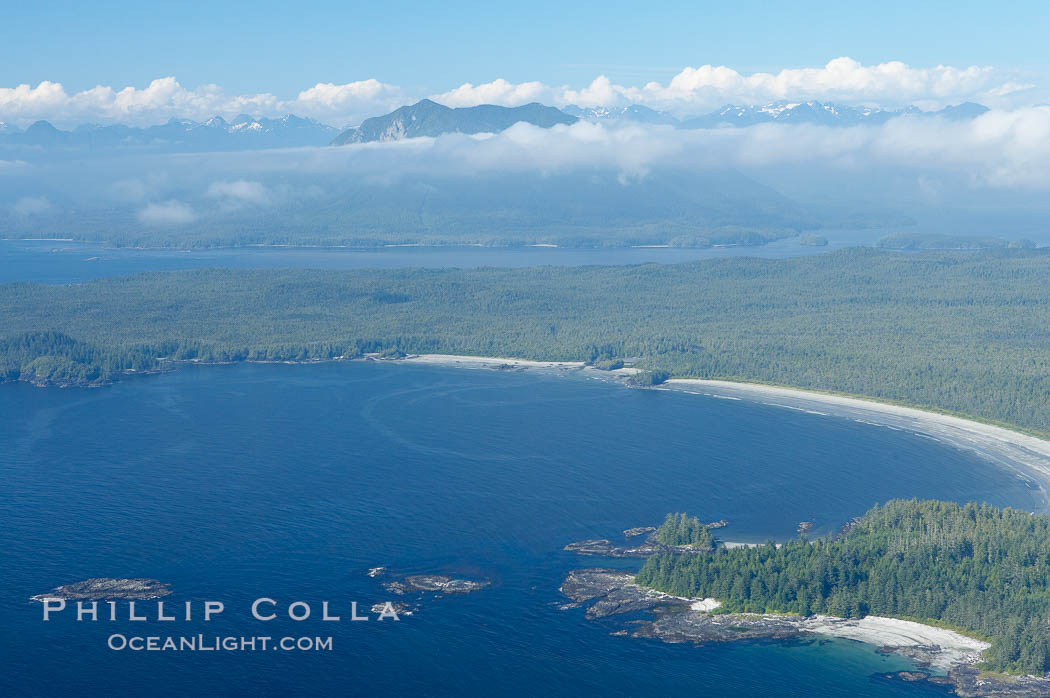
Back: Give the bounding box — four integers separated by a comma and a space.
394, 355, 1050, 509
799, 615, 989, 671
391, 355, 1050, 508
665, 378, 1050, 509
398, 354, 586, 370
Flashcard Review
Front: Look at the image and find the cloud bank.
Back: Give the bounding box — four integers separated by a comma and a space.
137, 200, 196, 225
0, 77, 407, 129
431, 58, 1035, 112
205, 106, 1050, 191
7, 107, 1050, 234
12, 196, 50, 215
206, 179, 270, 205
0, 59, 1039, 128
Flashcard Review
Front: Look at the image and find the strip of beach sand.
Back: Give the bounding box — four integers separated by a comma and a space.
395, 355, 1050, 508
399, 354, 585, 370
799, 615, 989, 671
663, 378, 1050, 508
408, 355, 1043, 677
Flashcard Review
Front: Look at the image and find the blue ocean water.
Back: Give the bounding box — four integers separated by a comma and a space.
1, 361, 1038, 696
0, 235, 867, 284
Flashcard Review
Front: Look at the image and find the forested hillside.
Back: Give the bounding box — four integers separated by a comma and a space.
636, 499, 1050, 674
0, 166, 811, 249
2, 248, 1050, 433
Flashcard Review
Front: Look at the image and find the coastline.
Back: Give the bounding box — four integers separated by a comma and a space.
798, 615, 988, 672
561, 569, 1050, 695
561, 570, 990, 676
398, 354, 586, 370
387, 354, 1050, 510
661, 378, 1050, 509
12, 349, 1050, 511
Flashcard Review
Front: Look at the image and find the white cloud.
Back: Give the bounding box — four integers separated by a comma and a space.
637, 58, 1003, 109
293, 79, 406, 125
304, 108, 1050, 190
110, 178, 149, 202
0, 59, 1038, 129
431, 78, 553, 107
12, 196, 50, 215
137, 200, 196, 225
431, 59, 1035, 113
206, 179, 270, 205
0, 77, 404, 128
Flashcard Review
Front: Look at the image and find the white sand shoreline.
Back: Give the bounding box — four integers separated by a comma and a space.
391, 354, 1050, 509
662, 378, 1050, 509
799, 615, 989, 671
406, 355, 1038, 674
398, 353, 586, 370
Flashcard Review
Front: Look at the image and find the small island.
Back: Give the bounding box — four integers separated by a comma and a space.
381, 574, 490, 596
798, 233, 828, 246
31, 578, 172, 601
562, 501, 1050, 696
565, 513, 723, 557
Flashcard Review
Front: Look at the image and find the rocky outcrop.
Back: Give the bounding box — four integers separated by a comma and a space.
382, 574, 490, 596
31, 578, 171, 601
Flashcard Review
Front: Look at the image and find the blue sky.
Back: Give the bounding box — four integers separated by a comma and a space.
4, 0, 1048, 96
1, 1, 1048, 127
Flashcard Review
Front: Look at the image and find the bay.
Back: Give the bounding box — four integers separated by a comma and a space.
1, 361, 1036, 695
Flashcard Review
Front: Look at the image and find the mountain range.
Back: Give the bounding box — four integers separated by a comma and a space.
329, 99, 576, 144
0, 114, 338, 153
676, 100, 989, 128
328, 99, 989, 144
1, 99, 992, 155
560, 104, 679, 125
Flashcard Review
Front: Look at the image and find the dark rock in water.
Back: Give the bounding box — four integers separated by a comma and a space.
31, 578, 171, 601
560, 569, 636, 603
564, 539, 631, 556
797, 521, 814, 536
947, 666, 1050, 697
838, 516, 863, 539
560, 569, 695, 619
384, 574, 490, 595
634, 607, 804, 644
383, 581, 408, 595
568, 522, 726, 558
404, 575, 490, 593
371, 602, 413, 616
564, 530, 709, 557
560, 567, 1041, 697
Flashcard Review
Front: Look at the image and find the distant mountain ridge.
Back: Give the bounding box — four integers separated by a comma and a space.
679, 100, 988, 128
561, 104, 679, 125
330, 99, 577, 145
564, 100, 988, 128
2, 100, 992, 155
0, 114, 338, 153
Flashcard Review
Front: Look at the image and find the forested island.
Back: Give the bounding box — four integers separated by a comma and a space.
636, 500, 1050, 675
653, 513, 715, 549
876, 232, 1036, 250
4, 248, 1050, 434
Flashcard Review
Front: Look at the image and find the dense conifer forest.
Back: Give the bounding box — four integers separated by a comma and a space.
2, 247, 1050, 433
636, 499, 1050, 674
654, 513, 715, 549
